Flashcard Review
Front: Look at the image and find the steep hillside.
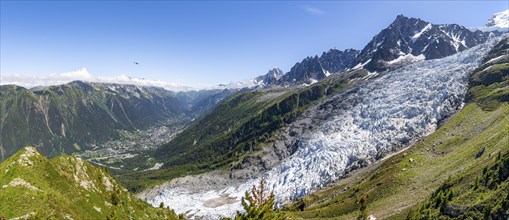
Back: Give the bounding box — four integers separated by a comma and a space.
0, 147, 181, 219
284, 37, 508, 219
467, 37, 509, 110
0, 81, 231, 162
406, 36, 509, 220
0, 81, 183, 160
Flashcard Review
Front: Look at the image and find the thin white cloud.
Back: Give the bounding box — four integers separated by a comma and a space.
303, 6, 324, 15
0, 68, 199, 91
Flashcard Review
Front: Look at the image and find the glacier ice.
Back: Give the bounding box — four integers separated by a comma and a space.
146, 38, 498, 219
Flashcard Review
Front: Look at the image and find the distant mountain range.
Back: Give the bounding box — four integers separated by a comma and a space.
277, 49, 359, 85
245, 14, 503, 87
0, 81, 233, 161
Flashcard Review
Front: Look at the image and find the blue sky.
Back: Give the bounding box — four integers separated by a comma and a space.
1, 1, 507, 87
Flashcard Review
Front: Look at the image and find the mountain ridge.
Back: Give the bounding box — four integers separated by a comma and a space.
0, 80, 231, 161
351, 14, 493, 72
0, 146, 182, 219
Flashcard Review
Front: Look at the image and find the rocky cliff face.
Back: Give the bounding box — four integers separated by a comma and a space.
278, 48, 359, 86
253, 68, 284, 86
351, 15, 492, 71
279, 56, 327, 85
319, 48, 359, 74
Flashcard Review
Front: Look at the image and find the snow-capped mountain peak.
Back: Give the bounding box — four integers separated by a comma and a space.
255, 68, 284, 86
351, 14, 492, 72
486, 9, 509, 28
470, 9, 509, 33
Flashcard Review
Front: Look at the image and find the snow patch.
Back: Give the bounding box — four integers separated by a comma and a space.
306, 78, 319, 86
411, 23, 432, 42
487, 9, 509, 28
441, 28, 466, 52
387, 54, 426, 65
324, 70, 331, 77
470, 10, 509, 32
352, 59, 372, 70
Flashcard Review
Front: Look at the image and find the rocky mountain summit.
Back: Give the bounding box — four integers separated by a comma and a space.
351, 15, 492, 71
486, 9, 509, 29
254, 14, 494, 87
253, 68, 284, 86
275, 48, 359, 86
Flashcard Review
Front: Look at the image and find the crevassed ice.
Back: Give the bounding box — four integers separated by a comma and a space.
148, 38, 497, 219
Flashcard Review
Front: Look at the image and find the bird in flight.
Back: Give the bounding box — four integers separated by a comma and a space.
134, 61, 140, 65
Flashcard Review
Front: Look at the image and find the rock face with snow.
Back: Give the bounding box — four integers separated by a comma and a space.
278, 48, 359, 86
143, 37, 500, 220
319, 48, 360, 74
279, 56, 326, 85
352, 15, 491, 71
486, 9, 509, 29
253, 68, 284, 86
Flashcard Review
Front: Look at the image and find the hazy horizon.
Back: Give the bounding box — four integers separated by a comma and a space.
1, 1, 507, 90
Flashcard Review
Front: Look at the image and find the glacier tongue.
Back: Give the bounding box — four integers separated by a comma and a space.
146, 39, 497, 219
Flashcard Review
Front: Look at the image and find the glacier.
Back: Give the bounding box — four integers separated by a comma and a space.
146, 38, 498, 219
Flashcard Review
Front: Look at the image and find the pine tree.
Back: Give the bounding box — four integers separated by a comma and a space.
234, 179, 286, 220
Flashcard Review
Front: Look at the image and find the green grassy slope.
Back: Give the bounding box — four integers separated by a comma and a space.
283, 37, 509, 219
0, 146, 181, 219
406, 37, 509, 220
